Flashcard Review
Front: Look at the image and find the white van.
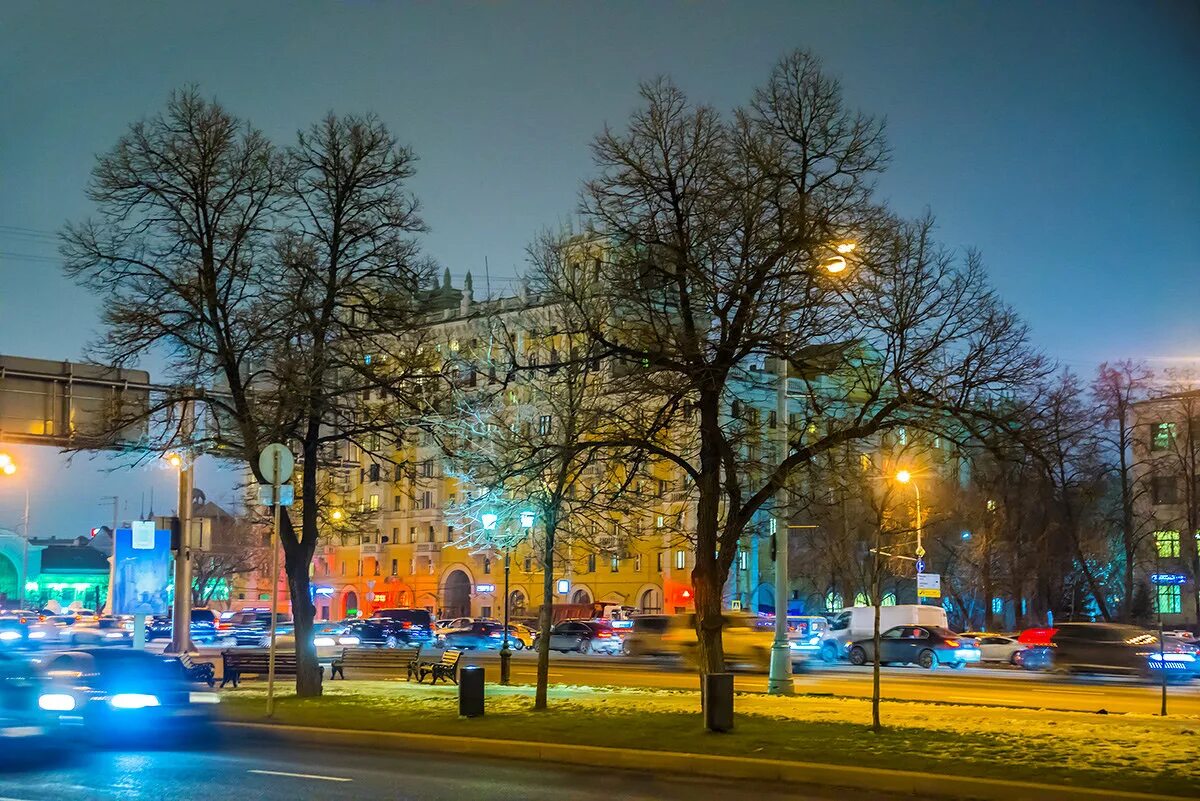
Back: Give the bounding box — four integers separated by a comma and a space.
821, 604, 948, 662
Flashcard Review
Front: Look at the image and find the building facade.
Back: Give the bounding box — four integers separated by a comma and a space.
1131, 389, 1200, 625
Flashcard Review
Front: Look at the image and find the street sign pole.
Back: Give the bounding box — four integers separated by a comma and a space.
259, 443, 293, 719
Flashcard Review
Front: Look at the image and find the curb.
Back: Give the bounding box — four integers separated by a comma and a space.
217, 720, 1175, 801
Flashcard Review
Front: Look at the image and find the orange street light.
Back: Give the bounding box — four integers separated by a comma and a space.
895, 469, 912, 484
0, 453, 15, 475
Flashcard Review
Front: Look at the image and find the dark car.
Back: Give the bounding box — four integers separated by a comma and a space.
0, 617, 31, 649
541, 619, 623, 654
0, 651, 59, 763
226, 609, 294, 646
441, 621, 526, 651
36, 648, 219, 744
340, 618, 417, 648
369, 608, 436, 644
146, 608, 219, 642
1043, 623, 1186, 679
848, 625, 981, 670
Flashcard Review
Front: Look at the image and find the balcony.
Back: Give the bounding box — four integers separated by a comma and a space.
360, 543, 381, 556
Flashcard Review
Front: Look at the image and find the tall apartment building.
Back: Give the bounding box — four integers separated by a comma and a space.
1130, 388, 1200, 625
302, 261, 849, 623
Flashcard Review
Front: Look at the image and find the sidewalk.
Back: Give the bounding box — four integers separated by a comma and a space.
216, 679, 1196, 798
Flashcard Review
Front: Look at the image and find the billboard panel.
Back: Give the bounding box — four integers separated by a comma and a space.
112, 521, 172, 616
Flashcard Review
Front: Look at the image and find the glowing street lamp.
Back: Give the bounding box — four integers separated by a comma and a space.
0, 453, 15, 475
894, 469, 925, 581
330, 509, 344, 522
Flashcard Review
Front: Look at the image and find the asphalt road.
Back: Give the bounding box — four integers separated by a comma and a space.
0, 740, 893, 801
175, 642, 1200, 716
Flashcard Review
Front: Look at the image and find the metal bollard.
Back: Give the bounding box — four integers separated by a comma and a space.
459, 665, 485, 718
704, 673, 734, 732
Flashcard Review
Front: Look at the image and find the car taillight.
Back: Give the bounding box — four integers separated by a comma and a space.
944, 639, 959, 648
402, 621, 412, 628
597, 631, 611, 638
490, 631, 503, 638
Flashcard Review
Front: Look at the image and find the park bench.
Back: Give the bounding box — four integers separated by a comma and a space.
331, 646, 421, 680
417, 649, 462, 685
173, 652, 216, 687
220, 649, 323, 688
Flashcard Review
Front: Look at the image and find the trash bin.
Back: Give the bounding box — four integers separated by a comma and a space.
459, 665, 485, 718
704, 673, 734, 732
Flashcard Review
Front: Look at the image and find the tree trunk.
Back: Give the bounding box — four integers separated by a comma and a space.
982, 527, 994, 632
692, 558, 725, 682
285, 553, 322, 696
871, 527, 882, 734
534, 522, 556, 711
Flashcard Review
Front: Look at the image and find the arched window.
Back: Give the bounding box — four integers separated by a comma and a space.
824, 591, 843, 612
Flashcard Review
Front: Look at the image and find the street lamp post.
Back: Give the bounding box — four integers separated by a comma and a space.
895, 470, 925, 601
167, 402, 196, 656
500, 549, 512, 685
0, 455, 30, 610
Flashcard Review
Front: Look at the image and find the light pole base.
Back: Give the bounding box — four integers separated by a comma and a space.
767, 642, 794, 696
499, 646, 512, 685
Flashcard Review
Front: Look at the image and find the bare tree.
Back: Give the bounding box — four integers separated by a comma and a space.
550, 51, 1043, 681
1092, 360, 1155, 621
61, 89, 434, 696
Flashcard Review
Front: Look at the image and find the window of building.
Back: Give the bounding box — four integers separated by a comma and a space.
356, 560, 363, 577
390, 527, 398, 543
587, 554, 596, 573
368, 463, 380, 482
657, 479, 667, 497
768, 410, 777, 428
1152, 476, 1179, 505
656, 515, 665, 529
369, 494, 380, 511
394, 495, 403, 511
1151, 422, 1176, 452
538, 415, 553, 435
421, 490, 433, 509
428, 525, 436, 543
409, 526, 416, 544
854, 592, 869, 607
738, 550, 747, 571
373, 560, 380, 576
524, 555, 532, 573
675, 550, 686, 570
395, 463, 405, 482
421, 460, 434, 478
656, 552, 663, 572
340, 562, 345, 576
1156, 530, 1181, 558
824, 591, 843, 612
483, 558, 491, 575
634, 554, 642, 572
881, 593, 896, 607
391, 559, 398, 576
409, 558, 416, 575
992, 597, 1004, 615
610, 555, 620, 573
1157, 585, 1182, 615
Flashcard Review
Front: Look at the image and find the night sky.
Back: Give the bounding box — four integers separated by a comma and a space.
1, 1, 1197, 536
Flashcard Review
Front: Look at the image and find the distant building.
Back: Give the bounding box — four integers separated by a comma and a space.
1131, 389, 1200, 625
0, 529, 109, 611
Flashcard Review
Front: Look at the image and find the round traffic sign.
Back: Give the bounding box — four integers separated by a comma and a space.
258, 443, 295, 486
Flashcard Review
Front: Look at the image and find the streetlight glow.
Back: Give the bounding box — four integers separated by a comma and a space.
822, 255, 847, 274
895, 469, 912, 484
835, 242, 857, 254
330, 509, 344, 522
0, 454, 15, 475
165, 452, 182, 468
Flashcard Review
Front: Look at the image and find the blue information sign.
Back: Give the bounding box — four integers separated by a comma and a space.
112, 523, 173, 616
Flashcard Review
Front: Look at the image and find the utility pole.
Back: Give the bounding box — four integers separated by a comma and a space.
167, 401, 195, 655
767, 351, 793, 696
500, 548, 512, 685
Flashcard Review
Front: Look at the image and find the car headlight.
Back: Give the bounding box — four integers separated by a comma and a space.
0, 630, 21, 641
38, 693, 76, 712
104, 632, 125, 639
110, 693, 160, 710
338, 636, 360, 645
313, 637, 336, 647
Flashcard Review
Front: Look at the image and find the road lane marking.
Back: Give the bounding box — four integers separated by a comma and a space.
248, 769, 352, 782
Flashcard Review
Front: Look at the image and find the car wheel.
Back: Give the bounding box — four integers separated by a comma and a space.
511, 639, 524, 651
385, 635, 399, 648
1010, 651, 1023, 666
918, 649, 938, 670
578, 638, 591, 654
848, 646, 868, 666
820, 643, 838, 663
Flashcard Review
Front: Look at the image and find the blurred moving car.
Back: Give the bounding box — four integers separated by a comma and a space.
621, 615, 672, 657
848, 626, 981, 670
63, 617, 133, 647
36, 648, 219, 743
1044, 623, 1195, 680
540, 619, 623, 654
226, 608, 294, 646
787, 615, 829, 654
662, 613, 774, 670
0, 652, 59, 761
822, 605, 949, 662
145, 608, 219, 642
0, 616, 31, 649
961, 632, 1026, 665
371, 608, 436, 645
340, 618, 417, 648
441, 620, 532, 650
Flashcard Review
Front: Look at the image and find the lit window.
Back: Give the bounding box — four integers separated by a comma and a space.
391, 559, 398, 576
656, 515, 665, 529
824, 592, 843, 612
674, 550, 686, 570
897, 427, 907, 446
737, 550, 747, 571
1156, 584, 1182, 615
369, 494, 380, 511
881, 593, 896, 607
1156, 530, 1181, 558
587, 554, 596, 573
1151, 422, 1176, 452
610, 556, 619, 573
538, 415, 553, 435
854, 592, 869, 607
992, 597, 1003, 615
634, 554, 642, 572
